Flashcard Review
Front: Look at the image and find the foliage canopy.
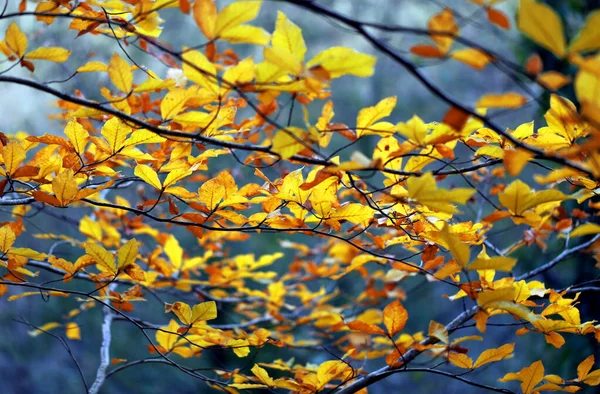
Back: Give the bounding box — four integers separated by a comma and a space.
1, 0, 600, 393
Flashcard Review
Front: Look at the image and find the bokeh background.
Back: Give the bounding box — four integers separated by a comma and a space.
1, 0, 599, 393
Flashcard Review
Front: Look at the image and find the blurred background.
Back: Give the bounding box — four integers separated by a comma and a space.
1, 0, 599, 393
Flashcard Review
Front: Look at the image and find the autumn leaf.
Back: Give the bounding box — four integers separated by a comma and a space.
134, 165, 162, 190
1, 140, 26, 176
517, 0, 566, 58
85, 242, 116, 274
476, 92, 528, 109
5, 22, 27, 57
0, 226, 16, 254
108, 53, 133, 93
52, 169, 78, 207
24, 47, 71, 62
307, 46, 376, 79
498, 179, 570, 216
65, 322, 81, 340
118, 239, 138, 269
568, 10, 600, 54
382, 300, 408, 336
406, 172, 475, 214
165, 301, 217, 326
473, 343, 514, 368
499, 360, 544, 394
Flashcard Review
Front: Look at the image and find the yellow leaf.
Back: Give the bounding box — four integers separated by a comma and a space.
383, 299, 408, 336
429, 9, 458, 53
182, 49, 218, 93
272, 12, 306, 62
0, 226, 16, 253
271, 127, 307, 159
134, 164, 162, 190
407, 173, 475, 214
473, 343, 514, 368
165, 301, 192, 325
24, 47, 71, 62
544, 94, 585, 143
76, 61, 107, 73
118, 239, 138, 269
317, 360, 348, 389
356, 96, 397, 137
498, 179, 570, 216
307, 46, 376, 79
216, 1, 262, 35
222, 57, 255, 86
518, 0, 566, 58
264, 45, 303, 75
485, 300, 540, 324
448, 353, 473, 369
520, 360, 545, 394
450, 48, 492, 70
227, 338, 251, 357
101, 117, 131, 154
65, 322, 81, 340
252, 363, 275, 386
478, 287, 516, 306
229, 383, 269, 389
504, 149, 534, 176
198, 173, 238, 210
5, 22, 27, 57
108, 53, 133, 93
85, 242, 116, 274
438, 223, 470, 267
160, 88, 193, 119
52, 169, 78, 206
219, 25, 270, 45
582, 370, 600, 386
28, 322, 60, 337
1, 140, 26, 176
476, 92, 528, 109
570, 222, 600, 238
569, 11, 600, 54
164, 235, 183, 269
64, 120, 89, 154
191, 300, 217, 322
330, 203, 374, 226
428, 320, 448, 343
468, 256, 517, 272
123, 129, 166, 146
537, 71, 571, 91
163, 169, 192, 188
396, 115, 428, 145
193, 0, 217, 39
156, 319, 180, 351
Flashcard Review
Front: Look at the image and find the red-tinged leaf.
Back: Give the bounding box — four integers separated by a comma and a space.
443, 106, 470, 131
410, 44, 445, 58
383, 300, 408, 336
347, 320, 386, 336
525, 53, 543, 76
487, 8, 510, 30
179, 0, 190, 14
32, 191, 61, 207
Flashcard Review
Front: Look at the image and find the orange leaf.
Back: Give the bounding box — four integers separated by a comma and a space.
382, 300, 408, 336
448, 353, 473, 369
473, 343, 514, 368
410, 44, 445, 58
504, 149, 534, 176
347, 320, 386, 336
487, 8, 510, 30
